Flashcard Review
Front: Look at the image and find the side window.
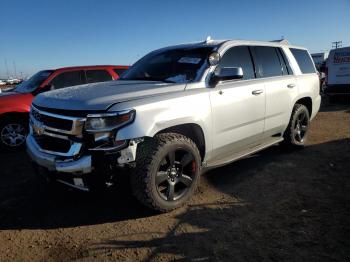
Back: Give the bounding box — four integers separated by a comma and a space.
252, 46, 283, 77
86, 70, 112, 83
290, 48, 316, 74
219, 46, 255, 80
277, 48, 293, 75
113, 68, 128, 77
50, 71, 85, 89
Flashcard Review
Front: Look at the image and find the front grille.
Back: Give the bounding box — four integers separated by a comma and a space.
32, 107, 73, 131
34, 134, 72, 153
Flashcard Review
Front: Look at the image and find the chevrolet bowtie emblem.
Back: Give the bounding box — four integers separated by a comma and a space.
33, 122, 45, 136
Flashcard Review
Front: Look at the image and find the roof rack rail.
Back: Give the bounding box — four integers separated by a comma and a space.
270, 39, 290, 45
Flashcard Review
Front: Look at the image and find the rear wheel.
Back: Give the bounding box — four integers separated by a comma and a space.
283, 104, 310, 147
0, 118, 28, 150
130, 133, 201, 212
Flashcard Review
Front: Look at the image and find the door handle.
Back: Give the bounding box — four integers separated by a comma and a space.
252, 89, 263, 95
287, 83, 295, 88
218, 90, 224, 95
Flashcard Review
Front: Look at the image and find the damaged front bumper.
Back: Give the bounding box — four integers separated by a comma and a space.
26, 134, 140, 191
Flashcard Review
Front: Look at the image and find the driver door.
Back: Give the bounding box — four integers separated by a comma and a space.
210, 46, 265, 162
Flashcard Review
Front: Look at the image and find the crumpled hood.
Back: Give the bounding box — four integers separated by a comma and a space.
33, 80, 186, 111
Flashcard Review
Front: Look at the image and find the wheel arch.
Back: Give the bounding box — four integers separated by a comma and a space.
294, 97, 312, 116
155, 123, 206, 161
0, 112, 29, 124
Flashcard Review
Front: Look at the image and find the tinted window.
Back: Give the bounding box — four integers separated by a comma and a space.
51, 71, 85, 89
277, 48, 293, 75
253, 46, 283, 77
86, 70, 112, 83
113, 68, 128, 77
290, 48, 316, 74
219, 46, 255, 80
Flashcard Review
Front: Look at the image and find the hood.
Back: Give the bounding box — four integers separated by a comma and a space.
33, 80, 186, 111
0, 91, 33, 112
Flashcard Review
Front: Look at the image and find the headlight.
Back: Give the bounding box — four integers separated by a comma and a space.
85, 109, 135, 132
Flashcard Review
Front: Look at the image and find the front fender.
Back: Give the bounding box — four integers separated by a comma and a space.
112, 88, 212, 154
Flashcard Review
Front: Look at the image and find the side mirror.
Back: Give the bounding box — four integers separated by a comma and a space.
210, 67, 243, 86
33, 84, 54, 95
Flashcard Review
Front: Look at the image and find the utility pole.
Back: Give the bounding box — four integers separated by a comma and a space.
332, 41, 342, 49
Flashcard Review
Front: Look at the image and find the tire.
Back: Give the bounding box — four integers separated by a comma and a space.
0, 117, 28, 151
283, 104, 310, 148
130, 133, 201, 212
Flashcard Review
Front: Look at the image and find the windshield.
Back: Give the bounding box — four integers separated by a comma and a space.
120, 47, 214, 84
15, 70, 53, 93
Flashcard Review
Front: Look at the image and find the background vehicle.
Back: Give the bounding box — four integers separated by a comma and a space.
311, 52, 328, 71
27, 39, 320, 212
324, 46, 350, 96
0, 65, 129, 149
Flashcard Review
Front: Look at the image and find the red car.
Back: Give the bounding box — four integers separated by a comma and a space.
0, 65, 129, 150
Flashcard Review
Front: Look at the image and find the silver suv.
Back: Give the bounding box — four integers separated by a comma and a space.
27, 39, 321, 212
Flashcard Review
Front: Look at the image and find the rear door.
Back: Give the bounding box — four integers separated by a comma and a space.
210, 46, 266, 160
251, 46, 298, 137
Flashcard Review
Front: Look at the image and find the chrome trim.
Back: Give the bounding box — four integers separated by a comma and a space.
89, 140, 128, 152
56, 155, 92, 174
31, 105, 86, 136
39, 130, 70, 140
28, 130, 82, 157
27, 135, 92, 176
31, 105, 85, 121
56, 180, 90, 192
27, 135, 56, 171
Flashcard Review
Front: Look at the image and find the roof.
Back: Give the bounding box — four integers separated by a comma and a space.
155, 38, 307, 53
52, 65, 129, 71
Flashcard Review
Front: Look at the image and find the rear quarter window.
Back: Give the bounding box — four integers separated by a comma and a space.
290, 48, 316, 74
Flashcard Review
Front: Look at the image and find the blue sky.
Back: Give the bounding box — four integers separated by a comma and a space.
0, 0, 349, 78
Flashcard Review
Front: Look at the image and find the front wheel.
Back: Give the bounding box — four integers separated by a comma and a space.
283, 104, 310, 147
130, 133, 201, 212
0, 118, 28, 150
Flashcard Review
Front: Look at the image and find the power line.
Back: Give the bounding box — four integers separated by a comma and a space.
332, 41, 342, 49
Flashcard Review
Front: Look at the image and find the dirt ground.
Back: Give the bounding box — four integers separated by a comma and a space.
0, 99, 349, 262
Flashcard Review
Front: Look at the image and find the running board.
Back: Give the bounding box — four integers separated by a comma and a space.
204, 137, 284, 170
